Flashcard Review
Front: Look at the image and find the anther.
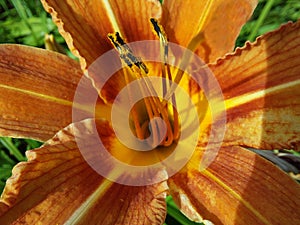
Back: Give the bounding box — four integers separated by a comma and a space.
107, 32, 148, 73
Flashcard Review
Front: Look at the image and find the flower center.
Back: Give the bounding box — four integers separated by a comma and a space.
107, 19, 205, 149
107, 19, 181, 148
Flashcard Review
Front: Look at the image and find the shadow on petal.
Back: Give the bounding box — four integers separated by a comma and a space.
231, 21, 300, 224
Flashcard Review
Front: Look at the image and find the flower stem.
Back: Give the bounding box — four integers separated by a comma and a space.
248, 0, 275, 42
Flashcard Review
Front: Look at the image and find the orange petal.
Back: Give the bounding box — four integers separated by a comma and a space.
0, 44, 85, 141
209, 21, 300, 150
168, 146, 300, 224
161, 0, 257, 63
0, 119, 168, 224
41, 0, 162, 70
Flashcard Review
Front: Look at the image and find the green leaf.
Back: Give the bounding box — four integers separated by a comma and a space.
25, 139, 42, 149
166, 196, 204, 225
0, 167, 12, 179
0, 150, 15, 165
0, 137, 26, 161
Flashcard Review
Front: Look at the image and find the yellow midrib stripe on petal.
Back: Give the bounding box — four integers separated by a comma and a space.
65, 179, 113, 225
101, 0, 123, 35
201, 169, 271, 225
197, 0, 214, 33
0, 83, 112, 118
0, 83, 73, 106
225, 80, 300, 110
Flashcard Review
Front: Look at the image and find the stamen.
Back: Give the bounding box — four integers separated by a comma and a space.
108, 31, 179, 148
163, 31, 205, 105
150, 18, 180, 144
123, 68, 144, 140
150, 18, 168, 62
150, 18, 169, 94
162, 1, 215, 103
107, 4, 213, 148
108, 32, 158, 101
108, 33, 148, 74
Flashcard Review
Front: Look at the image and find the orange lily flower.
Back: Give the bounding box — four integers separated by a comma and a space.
0, 0, 300, 224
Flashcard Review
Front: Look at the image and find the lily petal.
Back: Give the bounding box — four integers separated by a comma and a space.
168, 146, 300, 224
209, 21, 300, 150
161, 0, 257, 63
0, 119, 168, 224
0, 44, 83, 141
41, 0, 162, 70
